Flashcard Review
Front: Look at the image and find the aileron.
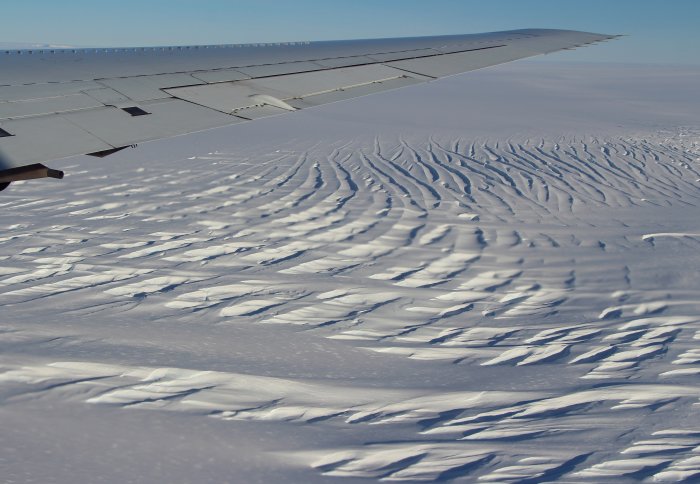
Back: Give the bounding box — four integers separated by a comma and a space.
0, 93, 101, 120
386, 45, 536, 78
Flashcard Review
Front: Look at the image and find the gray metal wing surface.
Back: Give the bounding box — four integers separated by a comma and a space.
0, 29, 617, 190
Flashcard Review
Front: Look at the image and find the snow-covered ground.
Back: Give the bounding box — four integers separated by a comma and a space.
1, 61, 700, 483
0, 42, 78, 49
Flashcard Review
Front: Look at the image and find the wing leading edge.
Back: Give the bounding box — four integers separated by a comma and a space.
0, 29, 618, 191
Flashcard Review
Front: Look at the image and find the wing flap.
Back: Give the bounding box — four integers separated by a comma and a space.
62, 99, 240, 147
97, 74, 203, 102
314, 56, 377, 68
0, 114, 112, 168
386, 45, 538, 78
248, 64, 422, 96
288, 76, 422, 109
367, 48, 441, 62
83, 87, 133, 107
165, 83, 265, 115
233, 105, 292, 120
0, 81, 105, 102
236, 61, 327, 78
165, 64, 423, 116
0, 93, 102, 120
191, 69, 250, 83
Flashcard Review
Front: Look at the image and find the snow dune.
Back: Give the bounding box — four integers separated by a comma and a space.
1, 62, 700, 482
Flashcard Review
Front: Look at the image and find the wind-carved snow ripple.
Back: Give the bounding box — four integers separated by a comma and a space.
1, 133, 700, 482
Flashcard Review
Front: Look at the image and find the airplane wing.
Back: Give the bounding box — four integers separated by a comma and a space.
0, 29, 617, 191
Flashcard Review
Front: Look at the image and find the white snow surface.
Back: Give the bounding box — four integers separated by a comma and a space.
2, 61, 700, 483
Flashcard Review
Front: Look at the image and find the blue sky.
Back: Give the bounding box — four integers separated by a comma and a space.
3, 0, 698, 64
